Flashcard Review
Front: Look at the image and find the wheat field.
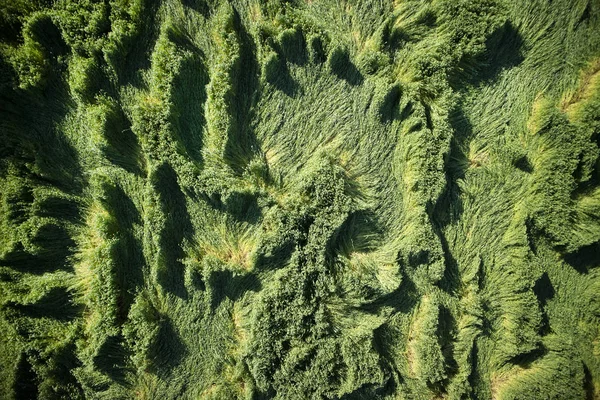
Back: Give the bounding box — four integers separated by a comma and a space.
0, 0, 599, 398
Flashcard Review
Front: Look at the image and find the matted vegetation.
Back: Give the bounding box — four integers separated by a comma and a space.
0, 0, 599, 398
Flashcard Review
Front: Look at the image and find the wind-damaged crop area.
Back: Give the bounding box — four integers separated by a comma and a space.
0, 0, 599, 399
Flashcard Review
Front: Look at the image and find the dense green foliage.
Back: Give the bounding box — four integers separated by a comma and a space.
1, 0, 599, 398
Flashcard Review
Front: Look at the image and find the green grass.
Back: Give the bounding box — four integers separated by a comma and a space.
0, 0, 599, 398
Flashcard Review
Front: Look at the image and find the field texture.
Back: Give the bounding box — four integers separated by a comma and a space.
1, 0, 600, 398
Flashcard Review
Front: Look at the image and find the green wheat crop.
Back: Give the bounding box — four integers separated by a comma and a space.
0, 0, 599, 399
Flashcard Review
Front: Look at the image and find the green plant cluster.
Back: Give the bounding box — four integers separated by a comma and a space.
0, 0, 599, 399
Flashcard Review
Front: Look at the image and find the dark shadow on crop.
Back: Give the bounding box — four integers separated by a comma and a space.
279, 28, 308, 66
5, 184, 34, 224
404, 247, 431, 268
27, 116, 83, 194
172, 57, 207, 163
224, 8, 262, 173
154, 163, 193, 299
339, 383, 386, 400
182, 0, 210, 17
169, 29, 208, 164
416, 8, 437, 28
254, 240, 295, 272
563, 241, 600, 273
7, 287, 82, 321
533, 272, 555, 306
372, 325, 403, 397
0, 9, 24, 44
103, 182, 141, 226
47, 341, 85, 398
426, 306, 459, 395
31, 223, 75, 260
0, 270, 16, 282
573, 154, 599, 198
195, 190, 224, 212
224, 191, 262, 224
0, 245, 67, 275
102, 184, 145, 322
0, 19, 84, 195
189, 268, 206, 291
308, 36, 327, 64
480, 301, 493, 337
208, 270, 261, 311
576, 0, 592, 28
381, 24, 409, 53
398, 100, 413, 121
584, 363, 595, 400
94, 334, 132, 384
26, 17, 82, 186
0, 97, 82, 196
148, 318, 186, 376
28, 14, 69, 59
72, 54, 114, 103
431, 104, 470, 231
509, 345, 548, 368
378, 85, 402, 124
533, 272, 554, 335
0, 224, 75, 274
14, 352, 39, 400
362, 271, 418, 314
35, 197, 82, 224
457, 21, 525, 88
264, 27, 309, 96
467, 341, 482, 397
482, 22, 525, 75
437, 306, 458, 379
404, 250, 430, 271
113, 1, 161, 87
265, 53, 299, 97
525, 217, 539, 255
328, 47, 364, 86
574, 153, 590, 187
514, 155, 533, 173
103, 107, 145, 176
431, 212, 461, 296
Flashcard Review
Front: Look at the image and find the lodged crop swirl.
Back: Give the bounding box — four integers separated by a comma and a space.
0, 0, 599, 399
